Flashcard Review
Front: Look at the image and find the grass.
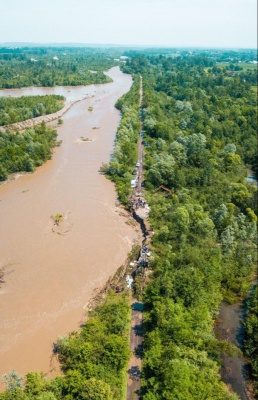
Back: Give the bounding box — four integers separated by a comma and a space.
204, 63, 257, 73
237, 63, 257, 70
251, 86, 257, 100
216, 62, 257, 70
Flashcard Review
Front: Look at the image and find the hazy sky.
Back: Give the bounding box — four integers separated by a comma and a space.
0, 0, 257, 48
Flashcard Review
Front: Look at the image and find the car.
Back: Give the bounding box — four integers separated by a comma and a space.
131, 179, 137, 188
136, 162, 140, 167
132, 169, 137, 175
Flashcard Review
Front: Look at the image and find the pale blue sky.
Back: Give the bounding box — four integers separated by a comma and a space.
0, 0, 257, 48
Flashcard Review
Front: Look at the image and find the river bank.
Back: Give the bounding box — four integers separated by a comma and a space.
215, 295, 257, 400
0, 67, 139, 389
0, 98, 84, 133
216, 301, 248, 399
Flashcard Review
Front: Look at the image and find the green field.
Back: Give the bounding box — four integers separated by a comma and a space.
251, 85, 257, 101
216, 62, 257, 70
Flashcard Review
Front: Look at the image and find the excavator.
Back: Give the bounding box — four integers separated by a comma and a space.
154, 185, 173, 196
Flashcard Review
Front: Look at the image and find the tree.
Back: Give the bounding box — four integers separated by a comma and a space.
172, 207, 190, 235
169, 141, 187, 166
147, 153, 175, 187
2, 370, 23, 392
36, 392, 57, 400
24, 372, 46, 397
63, 370, 84, 397
79, 378, 112, 400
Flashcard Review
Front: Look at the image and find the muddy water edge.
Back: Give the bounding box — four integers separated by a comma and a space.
0, 67, 140, 388
216, 289, 257, 400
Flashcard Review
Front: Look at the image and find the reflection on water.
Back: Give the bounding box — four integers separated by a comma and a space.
0, 67, 138, 386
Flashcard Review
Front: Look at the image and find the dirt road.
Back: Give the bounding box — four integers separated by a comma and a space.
127, 299, 143, 400
127, 76, 145, 400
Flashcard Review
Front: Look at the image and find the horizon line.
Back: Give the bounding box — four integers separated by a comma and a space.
0, 42, 257, 51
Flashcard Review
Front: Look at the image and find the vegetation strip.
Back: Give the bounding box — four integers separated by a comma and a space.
0, 98, 81, 134
244, 285, 258, 398
0, 95, 65, 128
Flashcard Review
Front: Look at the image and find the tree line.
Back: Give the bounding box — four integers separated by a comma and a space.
0, 95, 64, 126
100, 75, 141, 204
0, 47, 119, 88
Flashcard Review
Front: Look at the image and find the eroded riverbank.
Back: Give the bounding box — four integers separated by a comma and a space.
0, 67, 139, 387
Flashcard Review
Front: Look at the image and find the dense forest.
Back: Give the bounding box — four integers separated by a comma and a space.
122, 54, 257, 399
0, 122, 59, 181
0, 95, 64, 126
84, 50, 258, 399
0, 47, 122, 88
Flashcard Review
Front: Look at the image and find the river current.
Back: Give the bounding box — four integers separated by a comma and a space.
0, 67, 138, 386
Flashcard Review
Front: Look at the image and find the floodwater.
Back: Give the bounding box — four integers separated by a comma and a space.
216, 301, 249, 400
0, 67, 138, 387
0, 84, 94, 105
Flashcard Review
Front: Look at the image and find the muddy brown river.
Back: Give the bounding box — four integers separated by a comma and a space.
0, 67, 138, 387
